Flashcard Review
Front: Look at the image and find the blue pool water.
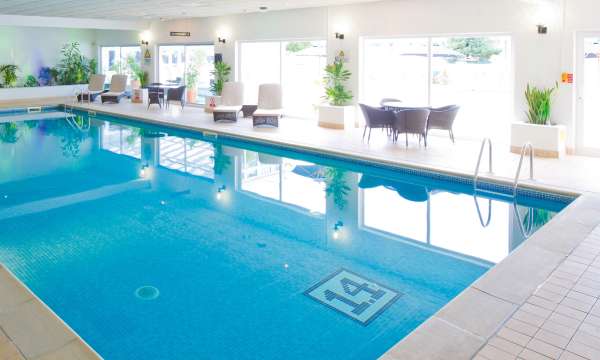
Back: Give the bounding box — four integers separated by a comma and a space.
0, 109, 572, 359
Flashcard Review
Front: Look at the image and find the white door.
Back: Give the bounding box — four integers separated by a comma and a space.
576, 33, 600, 155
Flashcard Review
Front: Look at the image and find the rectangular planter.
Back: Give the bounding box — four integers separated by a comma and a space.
318, 105, 355, 130
510, 122, 566, 158
0, 84, 87, 102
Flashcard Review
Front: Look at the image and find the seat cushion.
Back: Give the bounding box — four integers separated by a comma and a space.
253, 108, 283, 117
102, 91, 124, 97
213, 105, 243, 113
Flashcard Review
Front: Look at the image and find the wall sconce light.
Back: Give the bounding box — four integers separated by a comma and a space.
141, 40, 149, 46
218, 37, 226, 44
335, 32, 345, 40
537, 25, 548, 34
216, 185, 227, 200
332, 221, 344, 239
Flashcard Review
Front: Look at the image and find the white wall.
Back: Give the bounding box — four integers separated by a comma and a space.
146, 0, 600, 150
0, 15, 144, 85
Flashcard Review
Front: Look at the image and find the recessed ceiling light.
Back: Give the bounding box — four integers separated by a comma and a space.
259, 5, 269, 12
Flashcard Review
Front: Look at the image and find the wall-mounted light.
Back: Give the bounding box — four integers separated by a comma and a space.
218, 37, 227, 44
216, 185, 227, 200
332, 221, 344, 240
537, 25, 548, 34
335, 32, 345, 40
140, 30, 152, 45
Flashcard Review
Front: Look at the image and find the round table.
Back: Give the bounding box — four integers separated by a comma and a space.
381, 101, 430, 111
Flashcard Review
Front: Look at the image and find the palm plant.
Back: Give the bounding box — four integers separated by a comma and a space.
210, 61, 231, 96
55, 42, 95, 85
323, 60, 352, 106
0, 65, 19, 88
525, 83, 558, 125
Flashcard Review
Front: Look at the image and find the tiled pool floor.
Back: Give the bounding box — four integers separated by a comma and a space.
3, 99, 600, 359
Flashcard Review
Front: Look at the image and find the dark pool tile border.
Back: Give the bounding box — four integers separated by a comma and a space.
68, 105, 576, 205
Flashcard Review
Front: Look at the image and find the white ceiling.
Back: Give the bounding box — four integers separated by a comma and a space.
0, 0, 377, 20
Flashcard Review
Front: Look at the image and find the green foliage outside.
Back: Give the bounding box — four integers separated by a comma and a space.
525, 83, 558, 125
210, 61, 231, 96
323, 60, 353, 106
286, 42, 312, 53
447, 37, 502, 62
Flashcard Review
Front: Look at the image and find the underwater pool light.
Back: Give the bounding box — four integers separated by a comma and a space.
332, 221, 344, 240
140, 164, 149, 178
216, 185, 227, 200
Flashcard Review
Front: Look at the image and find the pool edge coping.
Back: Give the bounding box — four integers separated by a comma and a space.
0, 264, 102, 359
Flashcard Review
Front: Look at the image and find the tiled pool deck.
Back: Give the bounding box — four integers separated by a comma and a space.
3, 99, 600, 359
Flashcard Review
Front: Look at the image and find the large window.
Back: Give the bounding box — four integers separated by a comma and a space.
100, 46, 141, 85
362, 36, 512, 140
158, 45, 215, 104
239, 40, 327, 118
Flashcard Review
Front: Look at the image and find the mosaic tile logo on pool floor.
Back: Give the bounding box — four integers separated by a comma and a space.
305, 269, 401, 325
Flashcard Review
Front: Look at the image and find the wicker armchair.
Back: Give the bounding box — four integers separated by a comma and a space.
427, 105, 460, 142
393, 108, 431, 147
359, 103, 395, 143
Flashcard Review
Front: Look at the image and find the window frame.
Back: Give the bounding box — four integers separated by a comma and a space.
236, 38, 328, 119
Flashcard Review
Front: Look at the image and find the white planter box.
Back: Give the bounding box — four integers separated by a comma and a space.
318, 104, 355, 130
510, 122, 567, 158
204, 95, 221, 113
0, 84, 87, 101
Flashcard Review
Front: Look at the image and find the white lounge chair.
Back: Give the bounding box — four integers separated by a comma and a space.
101, 74, 128, 104
78, 74, 106, 103
213, 82, 244, 122
253, 84, 283, 127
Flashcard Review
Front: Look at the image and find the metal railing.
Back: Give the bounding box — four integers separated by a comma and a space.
513, 142, 534, 197
473, 138, 493, 191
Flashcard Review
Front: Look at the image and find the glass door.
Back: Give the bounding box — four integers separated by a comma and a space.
158, 44, 215, 104
577, 34, 600, 154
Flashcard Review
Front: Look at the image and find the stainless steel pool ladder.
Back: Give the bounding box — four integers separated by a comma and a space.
473, 138, 493, 191
513, 142, 534, 197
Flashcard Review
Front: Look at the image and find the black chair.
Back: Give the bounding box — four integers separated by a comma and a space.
359, 103, 395, 143
147, 84, 165, 106
393, 108, 431, 147
427, 105, 460, 143
166, 85, 186, 109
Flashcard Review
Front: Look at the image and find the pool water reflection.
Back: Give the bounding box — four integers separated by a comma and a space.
0, 111, 571, 359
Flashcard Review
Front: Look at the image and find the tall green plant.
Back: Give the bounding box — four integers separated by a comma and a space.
323, 60, 352, 106
0, 65, 19, 88
210, 61, 231, 96
55, 42, 95, 85
185, 64, 199, 89
525, 83, 558, 125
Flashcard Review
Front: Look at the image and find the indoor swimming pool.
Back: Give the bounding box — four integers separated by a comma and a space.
0, 108, 573, 359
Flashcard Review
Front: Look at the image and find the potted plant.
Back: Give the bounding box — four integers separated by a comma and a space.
318, 54, 354, 129
185, 64, 199, 103
54, 42, 94, 85
205, 61, 231, 112
0, 65, 19, 88
510, 83, 566, 158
